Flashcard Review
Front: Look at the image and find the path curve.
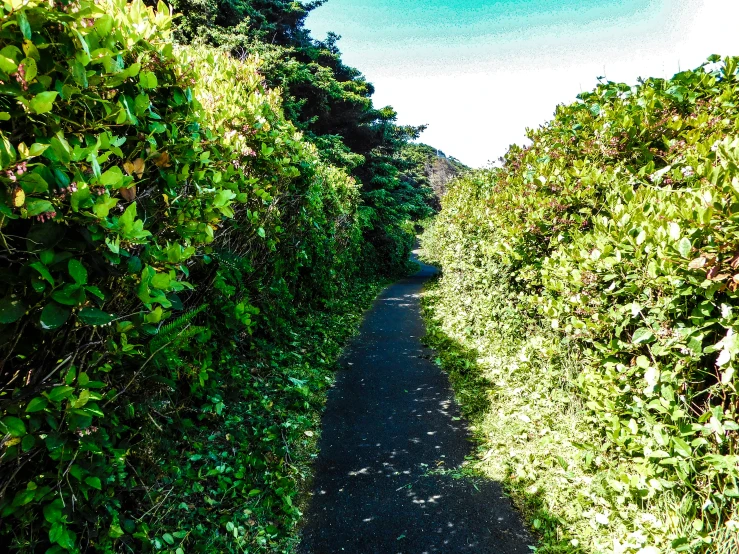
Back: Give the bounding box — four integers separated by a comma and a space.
298, 253, 531, 553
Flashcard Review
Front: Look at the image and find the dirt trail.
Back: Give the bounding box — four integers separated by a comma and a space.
298, 254, 531, 553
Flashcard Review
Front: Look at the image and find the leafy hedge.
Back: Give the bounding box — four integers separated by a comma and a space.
0, 0, 380, 551
167, 0, 436, 272
423, 57, 739, 553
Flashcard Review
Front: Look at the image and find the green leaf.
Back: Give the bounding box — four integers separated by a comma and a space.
29, 91, 58, 114
21, 433, 35, 451
99, 166, 124, 187
29, 261, 54, 285
0, 297, 25, 323
678, 237, 692, 258
13, 487, 35, 506
49, 522, 65, 544
19, 172, 49, 193
123, 519, 136, 533
108, 524, 124, 539
47, 386, 74, 402
0, 133, 16, 168
134, 93, 150, 115
212, 189, 235, 208
25, 199, 53, 216
672, 437, 692, 458
40, 302, 71, 330
40, 250, 53, 265
162, 533, 174, 545
73, 389, 90, 408
632, 327, 655, 344
151, 272, 170, 290
58, 528, 76, 550
68, 259, 88, 285
94, 15, 114, 36
85, 286, 105, 300
52, 284, 85, 306
116, 202, 151, 241
43, 500, 64, 523
22, 39, 39, 60
65, 366, 76, 386
50, 134, 71, 164
0, 54, 17, 73
105, 236, 120, 254
71, 60, 88, 88
78, 308, 114, 326
17, 11, 32, 39
636, 355, 650, 369
127, 257, 142, 274
85, 476, 102, 490
1, 416, 26, 437
26, 396, 49, 412
93, 195, 118, 219
21, 57, 36, 82
139, 71, 158, 89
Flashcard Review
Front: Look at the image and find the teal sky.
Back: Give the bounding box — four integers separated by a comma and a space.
306, 0, 739, 166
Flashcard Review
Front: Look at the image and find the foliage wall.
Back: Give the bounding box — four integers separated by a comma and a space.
423, 57, 739, 553
165, 0, 436, 270
0, 0, 387, 551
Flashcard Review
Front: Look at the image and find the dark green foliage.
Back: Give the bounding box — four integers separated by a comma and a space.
167, 0, 436, 271
0, 1, 394, 552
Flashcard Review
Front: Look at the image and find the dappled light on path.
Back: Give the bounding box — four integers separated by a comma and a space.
298, 256, 531, 553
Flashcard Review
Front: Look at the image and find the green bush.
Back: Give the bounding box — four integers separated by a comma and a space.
423, 57, 739, 553
0, 0, 372, 551
167, 0, 436, 274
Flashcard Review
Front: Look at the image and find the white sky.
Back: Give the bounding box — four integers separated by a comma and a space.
308, 0, 739, 167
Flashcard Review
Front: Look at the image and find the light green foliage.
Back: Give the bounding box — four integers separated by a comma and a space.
0, 0, 382, 551
422, 57, 739, 553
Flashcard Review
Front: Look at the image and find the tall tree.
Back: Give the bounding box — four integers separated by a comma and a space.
167, 0, 434, 270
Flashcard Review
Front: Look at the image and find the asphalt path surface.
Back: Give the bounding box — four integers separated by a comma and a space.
298, 253, 532, 553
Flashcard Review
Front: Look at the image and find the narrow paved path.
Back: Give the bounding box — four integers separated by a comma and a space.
298, 254, 532, 553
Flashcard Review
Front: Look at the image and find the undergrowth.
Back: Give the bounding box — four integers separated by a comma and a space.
142, 277, 390, 553
421, 275, 680, 553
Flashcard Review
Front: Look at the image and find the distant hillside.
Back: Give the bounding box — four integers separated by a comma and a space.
400, 143, 468, 208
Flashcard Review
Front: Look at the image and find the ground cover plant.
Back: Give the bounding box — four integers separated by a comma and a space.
0, 0, 421, 551
421, 57, 739, 553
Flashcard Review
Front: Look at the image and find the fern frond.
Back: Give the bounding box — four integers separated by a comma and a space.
149, 305, 207, 354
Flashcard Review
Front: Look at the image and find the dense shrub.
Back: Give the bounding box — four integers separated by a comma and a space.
167, 0, 436, 272
0, 0, 377, 551
423, 57, 739, 553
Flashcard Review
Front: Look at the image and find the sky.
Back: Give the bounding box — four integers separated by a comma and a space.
306, 0, 739, 167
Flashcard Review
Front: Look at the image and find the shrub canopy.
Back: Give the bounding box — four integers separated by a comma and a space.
423, 57, 739, 552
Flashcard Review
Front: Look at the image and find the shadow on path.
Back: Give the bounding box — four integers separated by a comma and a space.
298, 253, 532, 553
